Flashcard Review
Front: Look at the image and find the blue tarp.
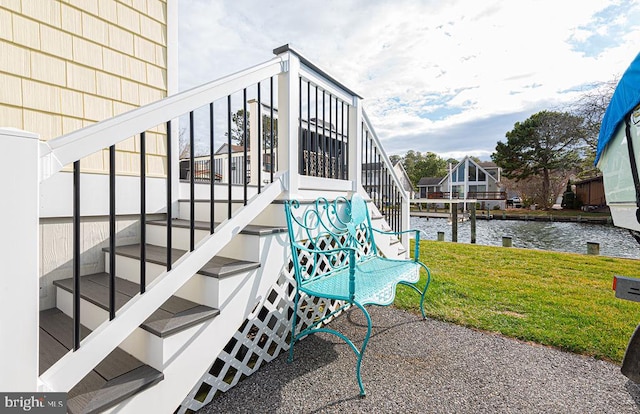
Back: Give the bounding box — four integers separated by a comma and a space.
595, 52, 640, 165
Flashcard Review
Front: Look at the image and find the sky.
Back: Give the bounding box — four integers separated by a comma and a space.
178, 0, 640, 160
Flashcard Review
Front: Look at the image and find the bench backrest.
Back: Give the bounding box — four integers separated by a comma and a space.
284, 194, 377, 288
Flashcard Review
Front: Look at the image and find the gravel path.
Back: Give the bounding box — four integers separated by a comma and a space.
198, 306, 640, 413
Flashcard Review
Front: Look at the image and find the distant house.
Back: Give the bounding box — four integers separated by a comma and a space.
417, 157, 506, 209
179, 143, 250, 184
574, 175, 606, 209
417, 177, 442, 198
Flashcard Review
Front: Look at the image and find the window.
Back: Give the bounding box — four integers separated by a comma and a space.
455, 163, 465, 182
478, 169, 486, 181
468, 164, 476, 181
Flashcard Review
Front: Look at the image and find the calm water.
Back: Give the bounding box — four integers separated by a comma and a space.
410, 216, 640, 259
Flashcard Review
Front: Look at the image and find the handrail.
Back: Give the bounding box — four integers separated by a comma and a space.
40, 175, 286, 392
362, 110, 408, 200
39, 56, 286, 181
360, 110, 410, 243
275, 44, 362, 101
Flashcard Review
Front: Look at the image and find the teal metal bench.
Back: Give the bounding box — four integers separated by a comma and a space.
284, 193, 431, 396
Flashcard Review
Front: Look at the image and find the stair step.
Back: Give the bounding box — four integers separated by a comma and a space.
39, 308, 163, 414
53, 273, 220, 337
147, 218, 287, 236
103, 244, 260, 278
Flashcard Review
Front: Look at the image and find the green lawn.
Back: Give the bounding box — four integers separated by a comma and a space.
395, 240, 640, 363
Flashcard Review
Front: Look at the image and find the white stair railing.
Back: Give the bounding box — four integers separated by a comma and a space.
36, 56, 288, 392
361, 110, 411, 248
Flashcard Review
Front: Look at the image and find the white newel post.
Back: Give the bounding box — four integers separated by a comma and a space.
0, 128, 40, 391
248, 100, 260, 186
276, 50, 301, 196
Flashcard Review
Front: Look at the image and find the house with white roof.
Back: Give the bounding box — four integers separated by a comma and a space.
417, 157, 505, 209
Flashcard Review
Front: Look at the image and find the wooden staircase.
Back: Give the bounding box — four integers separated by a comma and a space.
40, 199, 288, 412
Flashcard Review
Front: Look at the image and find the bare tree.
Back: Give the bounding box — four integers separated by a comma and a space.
569, 79, 617, 177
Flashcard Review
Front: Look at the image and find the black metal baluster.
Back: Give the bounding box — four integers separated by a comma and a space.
270, 77, 274, 182
388, 172, 393, 224
340, 101, 344, 179
327, 94, 336, 178
257, 82, 262, 193
166, 121, 172, 271
360, 123, 364, 190
306, 81, 311, 176
321, 90, 326, 178
369, 135, 374, 199
364, 128, 369, 195
189, 111, 195, 252
396, 188, 400, 233
345, 106, 349, 179
140, 133, 146, 294
227, 95, 232, 219
109, 145, 116, 320
73, 160, 81, 350
243, 88, 248, 205
298, 77, 303, 175
398, 185, 401, 232
385, 169, 389, 220
376, 148, 381, 210
210, 103, 215, 233
315, 85, 319, 177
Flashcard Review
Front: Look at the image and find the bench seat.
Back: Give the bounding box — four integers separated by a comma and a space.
303, 256, 420, 306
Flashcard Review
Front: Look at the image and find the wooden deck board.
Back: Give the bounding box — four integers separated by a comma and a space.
54, 277, 130, 312
54, 273, 219, 337
147, 218, 287, 235
94, 348, 144, 382
103, 244, 260, 278
39, 328, 69, 374
39, 309, 163, 413
39, 308, 90, 350
142, 305, 220, 337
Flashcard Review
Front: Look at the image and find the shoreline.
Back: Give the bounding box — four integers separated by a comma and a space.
411, 210, 613, 225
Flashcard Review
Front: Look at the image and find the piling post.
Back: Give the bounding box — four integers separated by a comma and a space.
502, 236, 512, 247
587, 242, 600, 255
452, 207, 458, 242
470, 203, 476, 244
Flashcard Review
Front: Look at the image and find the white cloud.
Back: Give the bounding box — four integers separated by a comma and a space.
179, 0, 640, 160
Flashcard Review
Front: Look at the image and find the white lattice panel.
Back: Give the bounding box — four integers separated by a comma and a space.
177, 264, 344, 413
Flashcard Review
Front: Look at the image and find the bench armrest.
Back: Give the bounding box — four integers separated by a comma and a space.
371, 227, 421, 262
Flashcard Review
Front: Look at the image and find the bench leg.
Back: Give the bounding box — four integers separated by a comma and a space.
418, 263, 432, 320
289, 299, 372, 396
288, 291, 300, 363
353, 302, 372, 396
398, 264, 431, 320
